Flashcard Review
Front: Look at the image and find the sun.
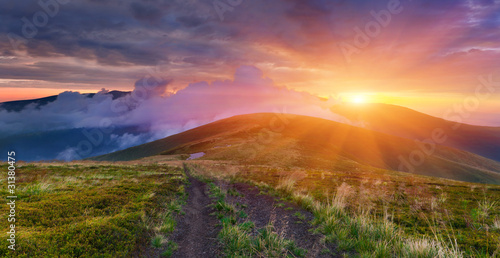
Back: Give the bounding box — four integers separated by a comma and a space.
351, 95, 367, 104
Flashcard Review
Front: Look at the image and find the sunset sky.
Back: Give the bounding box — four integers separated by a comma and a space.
1, 0, 500, 125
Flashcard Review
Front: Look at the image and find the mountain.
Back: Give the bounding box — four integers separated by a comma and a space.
0, 90, 134, 161
0, 126, 146, 161
0, 90, 130, 112
330, 103, 500, 162
92, 113, 500, 185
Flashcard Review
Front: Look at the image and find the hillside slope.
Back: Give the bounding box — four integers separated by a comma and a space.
92, 113, 500, 184
331, 103, 500, 162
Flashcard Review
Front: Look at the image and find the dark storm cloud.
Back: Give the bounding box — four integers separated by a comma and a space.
0, 0, 238, 84
2, 0, 175, 64
129, 2, 165, 22
176, 15, 206, 28
0, 0, 499, 94
0, 62, 138, 85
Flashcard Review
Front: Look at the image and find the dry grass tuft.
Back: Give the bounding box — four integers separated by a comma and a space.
276, 171, 306, 194
332, 182, 354, 210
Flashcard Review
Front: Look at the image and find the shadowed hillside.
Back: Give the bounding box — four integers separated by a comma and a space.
92, 113, 500, 185
331, 103, 500, 162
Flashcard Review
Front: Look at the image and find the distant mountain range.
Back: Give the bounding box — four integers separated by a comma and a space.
0, 91, 130, 112
92, 113, 500, 185
3, 93, 500, 185
0, 91, 134, 161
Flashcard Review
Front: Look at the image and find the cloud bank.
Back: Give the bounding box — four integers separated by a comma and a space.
0, 66, 347, 160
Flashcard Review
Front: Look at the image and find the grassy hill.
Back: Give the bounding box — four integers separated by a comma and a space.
331, 103, 500, 162
4, 157, 499, 257
187, 160, 500, 256
0, 163, 187, 257
92, 113, 500, 185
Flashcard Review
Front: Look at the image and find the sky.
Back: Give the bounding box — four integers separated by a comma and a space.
0, 65, 350, 160
1, 0, 500, 125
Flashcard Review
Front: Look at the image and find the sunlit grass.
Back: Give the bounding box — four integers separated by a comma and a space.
493, 217, 500, 230
187, 162, 500, 256
206, 182, 307, 257
0, 163, 186, 257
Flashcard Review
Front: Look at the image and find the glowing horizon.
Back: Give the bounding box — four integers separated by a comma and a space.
1, 0, 499, 125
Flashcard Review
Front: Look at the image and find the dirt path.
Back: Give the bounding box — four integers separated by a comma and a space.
170, 164, 337, 257
170, 167, 219, 258
226, 182, 338, 257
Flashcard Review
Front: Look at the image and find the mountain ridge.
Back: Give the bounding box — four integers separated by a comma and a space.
91, 113, 500, 185
331, 103, 500, 162
0, 90, 130, 112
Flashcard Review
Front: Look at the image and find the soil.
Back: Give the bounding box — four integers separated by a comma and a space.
170, 169, 220, 258
224, 182, 338, 257
168, 165, 338, 257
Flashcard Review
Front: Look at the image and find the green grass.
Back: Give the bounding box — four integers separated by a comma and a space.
0, 163, 186, 257
161, 241, 179, 257
238, 210, 248, 218
191, 162, 500, 257
274, 202, 285, 208
152, 235, 166, 248
312, 202, 461, 257
5, 160, 498, 257
294, 211, 307, 221
206, 183, 307, 257
228, 188, 243, 197
160, 213, 177, 234
213, 200, 237, 213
